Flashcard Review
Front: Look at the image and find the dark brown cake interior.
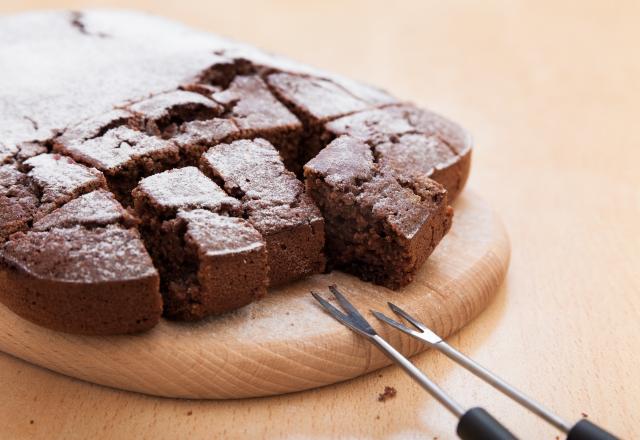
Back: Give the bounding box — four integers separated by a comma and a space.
142, 211, 199, 319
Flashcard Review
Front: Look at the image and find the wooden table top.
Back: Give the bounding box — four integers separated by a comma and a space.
1, 1, 638, 438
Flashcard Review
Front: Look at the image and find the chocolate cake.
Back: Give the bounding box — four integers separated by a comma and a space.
0, 10, 471, 335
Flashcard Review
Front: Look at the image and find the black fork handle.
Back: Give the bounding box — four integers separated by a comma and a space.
456, 409, 618, 440
456, 407, 517, 440
567, 419, 619, 440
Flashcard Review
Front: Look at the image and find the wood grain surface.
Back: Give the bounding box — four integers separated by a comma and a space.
1, 1, 638, 439
0, 192, 508, 399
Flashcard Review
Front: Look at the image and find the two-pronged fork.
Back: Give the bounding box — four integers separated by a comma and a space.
311, 286, 617, 440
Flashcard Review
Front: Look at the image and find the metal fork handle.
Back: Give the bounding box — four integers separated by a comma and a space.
371, 335, 464, 417
376, 305, 618, 439
370, 335, 517, 440
435, 341, 572, 433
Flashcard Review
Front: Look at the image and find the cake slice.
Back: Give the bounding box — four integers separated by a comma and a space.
157, 209, 267, 319
0, 225, 161, 334
128, 90, 223, 138
323, 104, 472, 200
32, 189, 137, 231
265, 72, 382, 163
0, 181, 160, 335
304, 136, 452, 289
132, 166, 240, 219
200, 138, 325, 286
55, 125, 180, 204
1, 154, 107, 240
176, 74, 304, 170
132, 167, 268, 320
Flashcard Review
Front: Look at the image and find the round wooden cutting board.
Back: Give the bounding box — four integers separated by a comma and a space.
0, 190, 509, 399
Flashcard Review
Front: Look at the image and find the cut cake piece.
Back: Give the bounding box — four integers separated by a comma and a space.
200, 138, 325, 286
132, 166, 267, 320
304, 136, 452, 289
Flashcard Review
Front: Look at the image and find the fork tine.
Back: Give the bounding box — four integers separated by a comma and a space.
311, 291, 349, 321
328, 285, 362, 317
311, 291, 374, 337
371, 310, 421, 337
328, 285, 375, 334
387, 302, 443, 344
388, 302, 428, 332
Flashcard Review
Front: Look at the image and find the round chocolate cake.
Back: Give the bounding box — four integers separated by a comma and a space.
0, 10, 471, 335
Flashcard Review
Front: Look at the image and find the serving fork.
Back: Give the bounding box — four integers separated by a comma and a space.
311, 286, 617, 440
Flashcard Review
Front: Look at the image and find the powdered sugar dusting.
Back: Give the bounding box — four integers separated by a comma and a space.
2, 225, 157, 282
0, 142, 17, 164
267, 72, 371, 121
178, 209, 264, 255
23, 153, 105, 204
32, 189, 132, 231
129, 90, 221, 122
137, 167, 239, 212
62, 126, 178, 172
202, 139, 300, 204
211, 75, 300, 130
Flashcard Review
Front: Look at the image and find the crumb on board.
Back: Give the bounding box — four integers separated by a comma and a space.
187, 410, 193, 416
581, 412, 589, 418
377, 386, 397, 402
